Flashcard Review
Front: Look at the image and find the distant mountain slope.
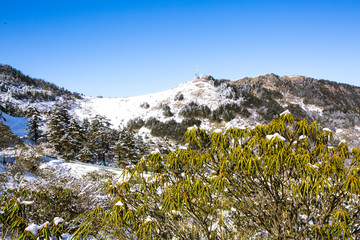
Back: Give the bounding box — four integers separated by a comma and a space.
76, 74, 360, 148
235, 74, 360, 115
0, 64, 82, 116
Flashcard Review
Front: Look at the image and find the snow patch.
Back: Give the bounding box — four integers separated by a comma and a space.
145, 216, 154, 223
151, 148, 160, 154
54, 217, 64, 225
187, 125, 198, 131
25, 223, 41, 237
266, 133, 286, 141
40, 159, 123, 179
280, 110, 291, 116
20, 200, 34, 206
339, 139, 346, 145
1, 113, 28, 138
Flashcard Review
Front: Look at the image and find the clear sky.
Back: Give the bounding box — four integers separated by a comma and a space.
0, 0, 359, 97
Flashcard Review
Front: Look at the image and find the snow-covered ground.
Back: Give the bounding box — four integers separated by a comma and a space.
2, 112, 28, 138
74, 76, 239, 128
40, 158, 124, 179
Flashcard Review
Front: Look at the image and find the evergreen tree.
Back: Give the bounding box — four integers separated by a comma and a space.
44, 103, 71, 156
87, 115, 114, 165
0, 122, 20, 150
113, 130, 149, 167
26, 106, 42, 143
76, 144, 95, 163
66, 118, 85, 159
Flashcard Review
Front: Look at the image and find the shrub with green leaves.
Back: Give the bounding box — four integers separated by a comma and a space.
71, 113, 360, 239
0, 199, 66, 239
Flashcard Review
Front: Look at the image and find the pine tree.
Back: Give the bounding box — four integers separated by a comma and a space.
26, 106, 42, 143
113, 130, 149, 167
66, 118, 85, 159
87, 115, 114, 165
44, 103, 71, 156
76, 144, 95, 163
0, 122, 20, 150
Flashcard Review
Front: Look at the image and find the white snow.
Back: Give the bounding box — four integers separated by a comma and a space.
322, 128, 332, 132
25, 223, 41, 237
0, 210, 4, 214
213, 129, 222, 133
336, 129, 344, 134
299, 135, 307, 140
187, 125, 198, 130
20, 200, 34, 206
266, 133, 286, 141
39, 159, 123, 179
280, 110, 291, 116
1, 113, 28, 138
115, 201, 124, 207
151, 148, 160, 154
54, 217, 64, 225
144, 216, 153, 223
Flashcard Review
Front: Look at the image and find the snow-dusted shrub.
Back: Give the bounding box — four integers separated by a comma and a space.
140, 102, 150, 109
162, 104, 174, 117
113, 130, 150, 167
146, 117, 201, 141
0, 166, 115, 239
286, 103, 311, 122
256, 98, 284, 121
179, 101, 211, 119
174, 92, 184, 101
0, 199, 66, 239
73, 113, 360, 239
126, 117, 145, 130
7, 146, 40, 177
211, 102, 251, 122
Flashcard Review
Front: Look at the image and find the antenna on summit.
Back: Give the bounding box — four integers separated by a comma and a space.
195, 65, 199, 79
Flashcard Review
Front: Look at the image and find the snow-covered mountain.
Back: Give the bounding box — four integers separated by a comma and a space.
1, 65, 360, 148
74, 74, 360, 148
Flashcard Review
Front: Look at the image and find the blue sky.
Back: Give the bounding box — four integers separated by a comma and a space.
0, 0, 359, 97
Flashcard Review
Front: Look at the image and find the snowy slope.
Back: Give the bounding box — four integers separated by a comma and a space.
2, 112, 28, 138
74, 76, 249, 130
71, 74, 360, 148
40, 158, 124, 179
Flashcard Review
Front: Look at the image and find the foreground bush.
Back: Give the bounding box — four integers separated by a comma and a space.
0, 168, 114, 239
72, 113, 360, 239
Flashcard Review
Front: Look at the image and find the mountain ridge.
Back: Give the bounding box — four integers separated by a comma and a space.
1, 65, 360, 148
